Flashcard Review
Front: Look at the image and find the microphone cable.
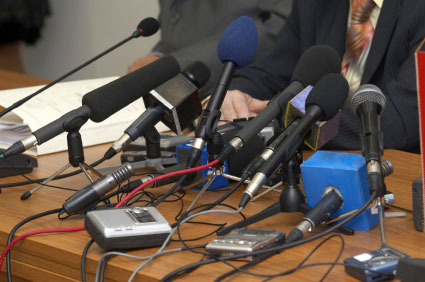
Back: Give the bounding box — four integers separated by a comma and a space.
4, 207, 65, 282
0, 17, 159, 118
160, 192, 378, 281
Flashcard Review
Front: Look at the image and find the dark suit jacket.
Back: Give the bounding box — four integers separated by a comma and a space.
231, 0, 425, 152
153, 0, 292, 98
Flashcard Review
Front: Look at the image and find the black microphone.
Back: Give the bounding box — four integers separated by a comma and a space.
104, 61, 211, 159
286, 186, 344, 243
186, 16, 258, 168
63, 163, 135, 215
0, 17, 159, 119
239, 73, 349, 208
218, 45, 342, 163
350, 84, 386, 196
2, 55, 180, 158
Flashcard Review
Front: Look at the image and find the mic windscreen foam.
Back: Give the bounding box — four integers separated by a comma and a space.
217, 16, 258, 68
305, 73, 349, 121
83, 55, 180, 122
137, 17, 160, 37
183, 61, 211, 88
291, 45, 341, 86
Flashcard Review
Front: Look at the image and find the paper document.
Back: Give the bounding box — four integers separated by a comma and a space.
0, 77, 167, 155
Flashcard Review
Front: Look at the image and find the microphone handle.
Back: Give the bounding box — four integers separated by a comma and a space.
125, 105, 164, 140
236, 81, 304, 145
33, 105, 92, 145
259, 105, 322, 178
357, 102, 383, 162
0, 34, 136, 119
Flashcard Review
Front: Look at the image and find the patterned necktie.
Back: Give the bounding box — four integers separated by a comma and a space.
341, 0, 376, 76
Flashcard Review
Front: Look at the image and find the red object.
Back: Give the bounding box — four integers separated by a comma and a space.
415, 50, 425, 219
0, 159, 220, 275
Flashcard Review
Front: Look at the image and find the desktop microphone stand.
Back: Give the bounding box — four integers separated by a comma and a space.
217, 152, 308, 235
127, 126, 176, 171
21, 126, 102, 200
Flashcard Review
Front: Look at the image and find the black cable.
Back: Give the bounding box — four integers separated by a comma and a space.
214, 246, 281, 282
0, 157, 106, 189
81, 239, 94, 282
260, 234, 344, 282
160, 192, 377, 282
153, 174, 188, 207
6, 208, 63, 282
174, 203, 246, 256
20, 174, 77, 191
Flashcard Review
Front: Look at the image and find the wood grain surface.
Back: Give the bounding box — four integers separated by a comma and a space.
0, 70, 424, 282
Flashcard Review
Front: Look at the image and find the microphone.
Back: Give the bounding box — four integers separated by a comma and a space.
239, 73, 349, 208
2, 55, 180, 158
186, 16, 258, 168
0, 17, 160, 119
63, 163, 135, 215
104, 61, 211, 159
286, 186, 343, 243
218, 45, 342, 163
350, 84, 386, 196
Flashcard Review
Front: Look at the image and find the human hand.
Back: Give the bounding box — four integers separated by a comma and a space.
221, 90, 269, 122
127, 54, 160, 73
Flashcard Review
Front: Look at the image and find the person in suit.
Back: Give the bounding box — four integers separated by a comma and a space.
128, 0, 293, 98
221, 0, 425, 152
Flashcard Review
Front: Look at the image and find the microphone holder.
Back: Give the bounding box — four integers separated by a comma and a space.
127, 126, 176, 171
21, 127, 102, 200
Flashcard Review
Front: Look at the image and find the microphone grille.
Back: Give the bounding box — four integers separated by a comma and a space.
350, 84, 386, 113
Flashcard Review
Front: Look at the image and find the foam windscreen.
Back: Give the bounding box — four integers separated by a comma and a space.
217, 16, 258, 68
291, 45, 341, 86
83, 55, 180, 122
305, 73, 349, 121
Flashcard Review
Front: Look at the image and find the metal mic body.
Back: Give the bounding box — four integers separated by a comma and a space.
188, 61, 236, 168
351, 85, 386, 196
63, 162, 134, 214
286, 186, 343, 242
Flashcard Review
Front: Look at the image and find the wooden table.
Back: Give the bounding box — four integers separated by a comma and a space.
0, 70, 424, 282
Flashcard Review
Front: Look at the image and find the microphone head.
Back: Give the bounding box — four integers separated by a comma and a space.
217, 16, 258, 68
183, 61, 211, 88
291, 45, 341, 86
305, 73, 349, 121
136, 17, 160, 37
350, 84, 386, 115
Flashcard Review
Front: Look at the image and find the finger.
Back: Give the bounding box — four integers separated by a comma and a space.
248, 99, 269, 114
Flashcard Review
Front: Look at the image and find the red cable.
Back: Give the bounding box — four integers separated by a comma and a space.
115, 159, 219, 208
0, 226, 85, 272
0, 159, 219, 274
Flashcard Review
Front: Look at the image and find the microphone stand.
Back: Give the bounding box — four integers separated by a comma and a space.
21, 120, 102, 200
128, 127, 176, 171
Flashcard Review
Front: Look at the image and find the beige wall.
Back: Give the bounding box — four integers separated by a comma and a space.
20, 0, 160, 80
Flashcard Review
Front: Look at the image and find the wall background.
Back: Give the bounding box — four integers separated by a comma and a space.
20, 0, 160, 80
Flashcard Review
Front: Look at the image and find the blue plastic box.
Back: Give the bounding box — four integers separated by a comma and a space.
301, 150, 378, 231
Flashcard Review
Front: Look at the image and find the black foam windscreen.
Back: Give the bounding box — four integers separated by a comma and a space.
305, 73, 349, 121
291, 45, 341, 86
82, 55, 180, 122
137, 17, 160, 37
182, 61, 211, 88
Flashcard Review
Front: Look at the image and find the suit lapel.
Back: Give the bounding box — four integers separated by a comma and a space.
316, 0, 349, 59
362, 0, 402, 83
